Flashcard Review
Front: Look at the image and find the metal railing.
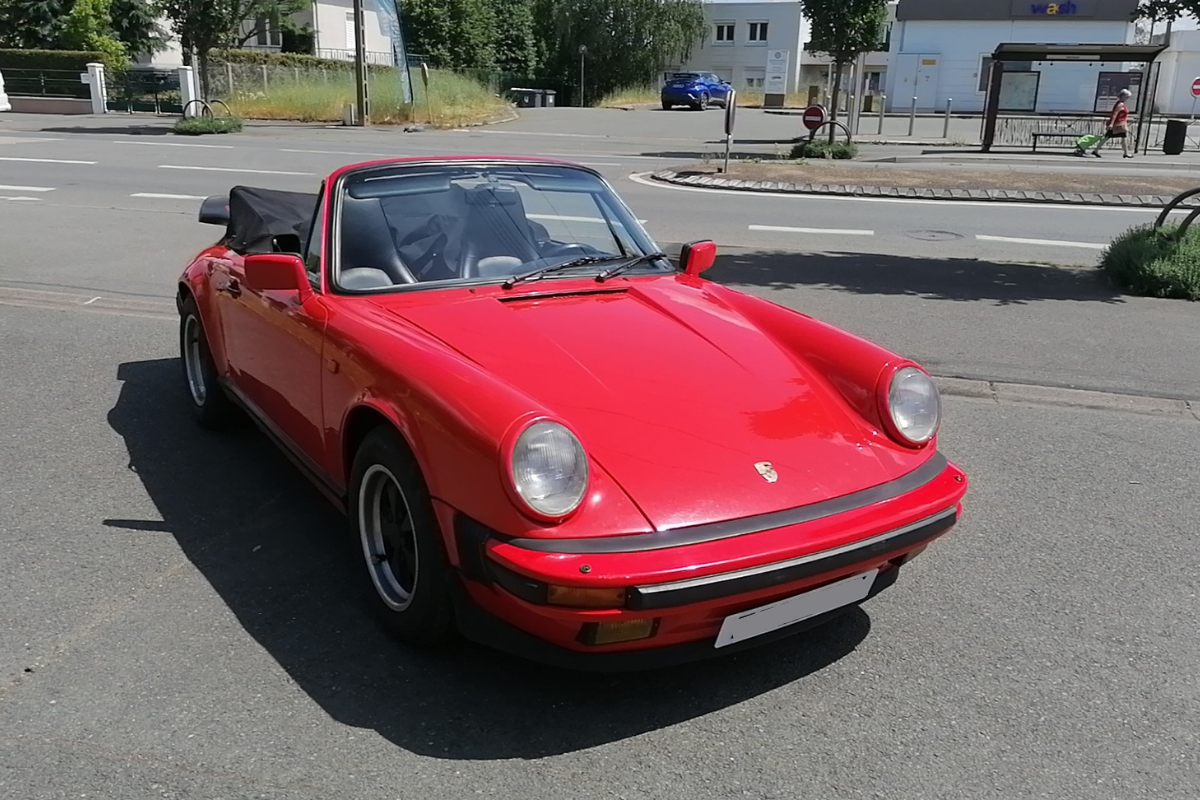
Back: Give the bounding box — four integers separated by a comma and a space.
3, 69, 89, 99
105, 69, 182, 114
315, 48, 395, 66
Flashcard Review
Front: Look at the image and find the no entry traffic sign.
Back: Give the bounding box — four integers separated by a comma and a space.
1191, 77, 1200, 98
802, 104, 828, 131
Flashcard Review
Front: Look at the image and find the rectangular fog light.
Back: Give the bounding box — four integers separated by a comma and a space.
580, 618, 659, 646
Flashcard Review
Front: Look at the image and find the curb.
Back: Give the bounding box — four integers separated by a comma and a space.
936, 376, 1200, 420
649, 169, 1177, 208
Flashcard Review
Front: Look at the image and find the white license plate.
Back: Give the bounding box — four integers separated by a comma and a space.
714, 569, 879, 649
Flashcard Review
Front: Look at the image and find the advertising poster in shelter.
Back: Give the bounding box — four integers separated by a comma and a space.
998, 71, 1040, 112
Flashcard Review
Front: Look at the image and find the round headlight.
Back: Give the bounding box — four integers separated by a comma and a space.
510, 421, 589, 518
887, 367, 941, 444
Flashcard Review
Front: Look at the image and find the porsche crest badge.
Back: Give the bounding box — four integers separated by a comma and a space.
754, 462, 778, 483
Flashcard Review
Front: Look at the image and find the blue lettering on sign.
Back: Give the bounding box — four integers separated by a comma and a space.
1030, 2, 1078, 13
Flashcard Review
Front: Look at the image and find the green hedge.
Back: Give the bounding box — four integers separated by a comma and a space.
1100, 224, 1200, 301
0, 48, 115, 73
208, 48, 394, 74
790, 139, 859, 160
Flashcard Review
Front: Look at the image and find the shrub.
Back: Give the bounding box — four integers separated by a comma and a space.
1100, 224, 1200, 300
174, 116, 244, 136
790, 138, 859, 160
208, 48, 394, 75
0, 47, 116, 73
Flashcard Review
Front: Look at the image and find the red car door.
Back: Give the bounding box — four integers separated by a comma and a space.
220, 204, 330, 471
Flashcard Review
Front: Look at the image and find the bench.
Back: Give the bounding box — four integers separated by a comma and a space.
1030, 131, 1087, 152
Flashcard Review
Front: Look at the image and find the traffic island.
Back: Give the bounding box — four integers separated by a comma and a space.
1100, 225, 1200, 301
650, 161, 1200, 208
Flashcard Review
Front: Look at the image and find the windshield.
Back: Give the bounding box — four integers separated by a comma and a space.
332, 162, 668, 293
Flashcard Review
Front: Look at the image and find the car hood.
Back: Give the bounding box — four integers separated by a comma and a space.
382, 279, 922, 531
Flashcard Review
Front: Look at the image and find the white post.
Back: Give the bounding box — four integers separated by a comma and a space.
908, 95, 917, 136
943, 97, 953, 138
878, 93, 886, 135
83, 62, 107, 115
179, 65, 200, 117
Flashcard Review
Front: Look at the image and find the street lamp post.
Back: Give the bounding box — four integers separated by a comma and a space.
579, 45, 587, 107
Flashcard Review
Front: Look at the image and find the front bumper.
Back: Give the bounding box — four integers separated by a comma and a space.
447, 454, 967, 670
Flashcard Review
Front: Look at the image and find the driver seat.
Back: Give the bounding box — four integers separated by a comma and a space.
339, 194, 417, 287
459, 185, 541, 278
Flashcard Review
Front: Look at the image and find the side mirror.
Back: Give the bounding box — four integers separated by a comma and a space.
679, 240, 717, 276
243, 253, 311, 297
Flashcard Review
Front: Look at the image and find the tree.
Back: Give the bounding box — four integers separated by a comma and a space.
800, 0, 888, 142
110, 0, 169, 59
1136, 0, 1200, 23
491, 0, 541, 74
0, 0, 68, 49
540, 0, 707, 104
153, 0, 303, 94
401, 0, 499, 70
61, 0, 128, 64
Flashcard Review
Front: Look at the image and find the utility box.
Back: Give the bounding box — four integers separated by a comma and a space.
1164, 118, 1188, 155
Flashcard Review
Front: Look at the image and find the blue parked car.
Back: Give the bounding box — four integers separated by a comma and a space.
661, 72, 731, 110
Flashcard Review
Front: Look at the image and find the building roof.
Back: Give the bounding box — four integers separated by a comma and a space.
991, 42, 1168, 61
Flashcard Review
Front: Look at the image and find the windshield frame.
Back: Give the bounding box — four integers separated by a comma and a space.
326, 159, 671, 297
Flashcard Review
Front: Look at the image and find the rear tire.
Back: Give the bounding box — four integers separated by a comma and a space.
349, 426, 456, 646
179, 294, 237, 430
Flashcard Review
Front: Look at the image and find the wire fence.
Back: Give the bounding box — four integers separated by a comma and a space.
991, 113, 1200, 153
3, 68, 90, 99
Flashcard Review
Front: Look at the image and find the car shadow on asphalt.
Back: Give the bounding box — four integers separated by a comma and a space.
105, 358, 872, 761
706, 249, 1124, 306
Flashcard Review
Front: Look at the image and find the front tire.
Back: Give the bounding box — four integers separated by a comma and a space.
179, 294, 237, 429
696, 92, 709, 111
349, 427, 455, 646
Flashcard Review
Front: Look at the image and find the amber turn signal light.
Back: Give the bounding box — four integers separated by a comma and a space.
546, 584, 628, 608
580, 618, 659, 646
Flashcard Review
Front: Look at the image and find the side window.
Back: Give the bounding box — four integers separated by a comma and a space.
302, 184, 325, 289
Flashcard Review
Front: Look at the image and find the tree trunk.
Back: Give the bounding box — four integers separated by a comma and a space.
828, 61, 844, 144
198, 47, 210, 102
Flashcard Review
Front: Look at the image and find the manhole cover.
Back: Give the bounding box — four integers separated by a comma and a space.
904, 230, 964, 241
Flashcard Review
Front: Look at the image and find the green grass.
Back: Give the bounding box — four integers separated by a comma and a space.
789, 139, 859, 160
174, 116, 244, 135
221, 68, 510, 127
1100, 224, 1200, 300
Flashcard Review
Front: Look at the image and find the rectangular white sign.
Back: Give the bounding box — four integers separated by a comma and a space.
765, 49, 790, 95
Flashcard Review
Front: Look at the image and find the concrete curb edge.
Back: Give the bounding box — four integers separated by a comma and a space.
936, 376, 1200, 420
649, 169, 1175, 209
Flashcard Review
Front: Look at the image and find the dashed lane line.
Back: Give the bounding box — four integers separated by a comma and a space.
131, 193, 208, 200
0, 184, 55, 192
0, 156, 95, 165
749, 224, 875, 236
975, 234, 1107, 250
113, 140, 234, 149
158, 165, 314, 176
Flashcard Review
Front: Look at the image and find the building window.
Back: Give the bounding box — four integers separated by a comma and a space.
748, 21, 768, 42
715, 22, 734, 43
745, 76, 764, 88
346, 11, 356, 50
253, 12, 282, 47
978, 56, 1032, 92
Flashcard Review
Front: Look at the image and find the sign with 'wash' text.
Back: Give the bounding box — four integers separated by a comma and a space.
1011, 0, 1094, 16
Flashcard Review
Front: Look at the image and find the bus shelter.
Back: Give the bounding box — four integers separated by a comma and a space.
981, 42, 1167, 153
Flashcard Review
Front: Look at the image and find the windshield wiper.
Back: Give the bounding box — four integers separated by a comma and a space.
502, 254, 623, 289
594, 252, 668, 282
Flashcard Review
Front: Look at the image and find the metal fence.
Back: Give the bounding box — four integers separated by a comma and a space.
987, 112, 1200, 153
3, 69, 89, 99
316, 48, 395, 66
105, 69, 182, 114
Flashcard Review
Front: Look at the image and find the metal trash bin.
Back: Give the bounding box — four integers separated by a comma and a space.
1164, 118, 1188, 156
509, 88, 540, 108
541, 89, 557, 108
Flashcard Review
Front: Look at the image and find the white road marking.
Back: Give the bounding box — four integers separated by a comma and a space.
0, 156, 95, 165
159, 165, 314, 176
529, 213, 649, 224
114, 140, 233, 149
131, 192, 207, 200
281, 148, 398, 156
626, 171, 1163, 214
750, 224, 874, 236
975, 234, 1107, 250
0, 196, 41, 202
469, 130, 609, 139
576, 161, 622, 167
0, 184, 55, 192
539, 152, 681, 161
83, 296, 101, 305
0, 136, 63, 145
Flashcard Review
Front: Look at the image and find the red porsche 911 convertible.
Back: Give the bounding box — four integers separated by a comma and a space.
177, 156, 968, 670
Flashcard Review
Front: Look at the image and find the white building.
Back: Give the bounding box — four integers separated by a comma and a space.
1151, 30, 1200, 114
668, 0, 811, 94
886, 0, 1140, 113
138, 0, 397, 69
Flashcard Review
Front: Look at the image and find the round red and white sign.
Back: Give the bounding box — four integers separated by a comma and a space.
1191, 77, 1200, 98
802, 104, 827, 131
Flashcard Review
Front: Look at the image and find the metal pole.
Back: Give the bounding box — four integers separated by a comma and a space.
352, 0, 369, 125
578, 45, 587, 107
908, 95, 917, 136
878, 93, 886, 135
943, 97, 953, 138
723, 134, 731, 173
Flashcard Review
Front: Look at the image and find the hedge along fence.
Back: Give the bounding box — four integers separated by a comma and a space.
0, 48, 116, 73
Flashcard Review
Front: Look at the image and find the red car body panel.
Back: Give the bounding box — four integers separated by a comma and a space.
177, 155, 969, 669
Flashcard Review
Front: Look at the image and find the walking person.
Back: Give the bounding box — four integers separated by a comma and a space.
1089, 88, 1133, 158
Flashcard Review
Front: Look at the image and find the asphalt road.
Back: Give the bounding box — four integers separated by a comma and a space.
1, 108, 1198, 799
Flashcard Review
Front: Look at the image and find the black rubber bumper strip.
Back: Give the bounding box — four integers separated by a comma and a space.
506, 452, 949, 555
627, 506, 958, 611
